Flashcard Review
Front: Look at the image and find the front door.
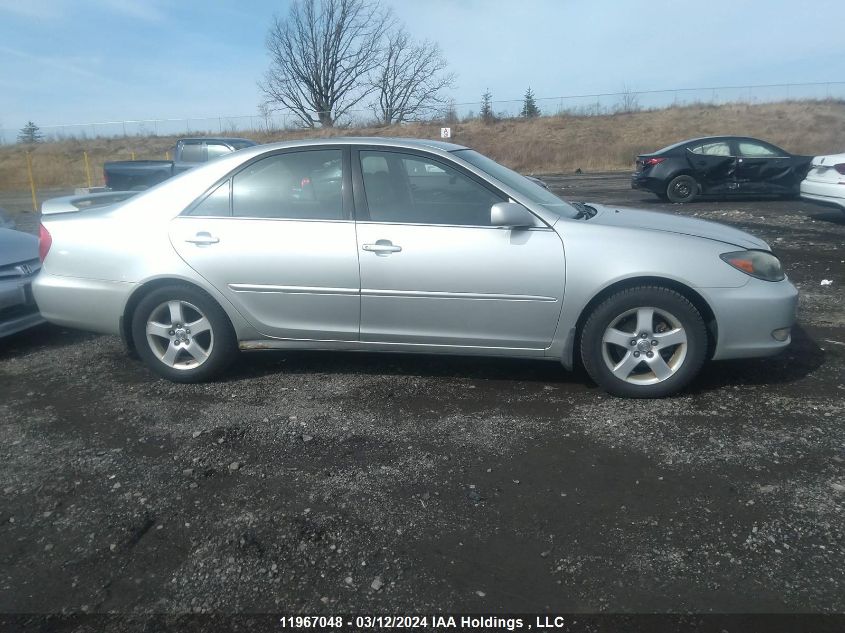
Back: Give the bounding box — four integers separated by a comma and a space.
169, 147, 360, 341
734, 139, 797, 194
353, 149, 565, 351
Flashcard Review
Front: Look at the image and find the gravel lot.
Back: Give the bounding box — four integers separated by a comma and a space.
1, 173, 843, 619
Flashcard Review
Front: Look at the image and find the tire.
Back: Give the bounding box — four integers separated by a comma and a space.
665, 174, 698, 203
131, 284, 238, 382
580, 286, 708, 398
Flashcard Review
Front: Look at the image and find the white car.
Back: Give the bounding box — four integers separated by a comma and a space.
800, 153, 845, 211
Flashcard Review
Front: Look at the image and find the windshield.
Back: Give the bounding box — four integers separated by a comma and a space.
452, 149, 576, 218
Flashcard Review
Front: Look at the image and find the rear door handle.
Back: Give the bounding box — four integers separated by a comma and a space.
185, 231, 220, 246
362, 241, 402, 255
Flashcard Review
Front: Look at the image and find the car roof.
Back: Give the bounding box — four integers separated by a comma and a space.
651, 135, 783, 155
178, 137, 256, 144
241, 136, 467, 154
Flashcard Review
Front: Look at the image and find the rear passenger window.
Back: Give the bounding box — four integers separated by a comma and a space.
180, 142, 204, 163
689, 142, 731, 156
232, 150, 343, 220
189, 180, 230, 216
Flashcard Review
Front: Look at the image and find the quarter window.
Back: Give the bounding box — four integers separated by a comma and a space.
189, 180, 231, 216
232, 150, 344, 220
360, 151, 502, 225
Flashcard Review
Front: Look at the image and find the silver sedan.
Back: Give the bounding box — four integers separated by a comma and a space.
33, 138, 798, 397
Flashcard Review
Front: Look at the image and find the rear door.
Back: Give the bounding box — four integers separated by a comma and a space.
685, 141, 737, 194
169, 147, 361, 341
352, 148, 565, 351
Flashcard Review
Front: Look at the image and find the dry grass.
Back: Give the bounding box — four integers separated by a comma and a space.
3, 100, 845, 194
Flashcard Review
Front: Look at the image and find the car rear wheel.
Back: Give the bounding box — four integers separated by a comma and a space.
580, 286, 708, 398
666, 174, 698, 203
131, 284, 238, 382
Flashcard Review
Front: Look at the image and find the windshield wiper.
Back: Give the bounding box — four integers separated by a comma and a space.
571, 201, 598, 219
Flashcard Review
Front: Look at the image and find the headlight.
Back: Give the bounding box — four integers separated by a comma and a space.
720, 250, 785, 281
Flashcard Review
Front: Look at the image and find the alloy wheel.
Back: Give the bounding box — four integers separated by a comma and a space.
600, 306, 688, 385
145, 300, 214, 370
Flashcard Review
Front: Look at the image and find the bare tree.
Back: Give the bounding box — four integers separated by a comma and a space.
368, 28, 455, 125
616, 84, 641, 114
260, 0, 393, 128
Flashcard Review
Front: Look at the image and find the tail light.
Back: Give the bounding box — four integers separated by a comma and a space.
39, 224, 52, 262
641, 157, 666, 167
300, 177, 311, 187
834, 163, 845, 175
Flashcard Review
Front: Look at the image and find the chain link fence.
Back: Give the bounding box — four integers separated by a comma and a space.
2, 81, 843, 145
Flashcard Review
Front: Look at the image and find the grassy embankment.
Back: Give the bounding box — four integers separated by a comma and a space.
2, 100, 844, 205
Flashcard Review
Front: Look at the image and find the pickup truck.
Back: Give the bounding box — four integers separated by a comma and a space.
103, 137, 256, 190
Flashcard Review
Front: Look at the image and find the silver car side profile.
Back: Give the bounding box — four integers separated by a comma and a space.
33, 138, 798, 397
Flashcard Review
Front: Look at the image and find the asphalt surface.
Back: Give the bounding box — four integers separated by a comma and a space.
0, 173, 843, 620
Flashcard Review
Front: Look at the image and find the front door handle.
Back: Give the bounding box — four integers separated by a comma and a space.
362, 240, 402, 255
185, 231, 220, 246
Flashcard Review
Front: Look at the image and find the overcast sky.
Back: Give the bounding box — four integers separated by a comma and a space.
0, 0, 842, 134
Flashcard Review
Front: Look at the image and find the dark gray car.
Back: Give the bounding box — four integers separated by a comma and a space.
0, 227, 44, 337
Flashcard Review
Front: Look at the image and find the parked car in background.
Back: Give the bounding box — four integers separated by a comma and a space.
800, 152, 845, 212
1, 227, 44, 337
632, 136, 812, 203
103, 137, 257, 191
34, 137, 797, 398
0, 207, 16, 230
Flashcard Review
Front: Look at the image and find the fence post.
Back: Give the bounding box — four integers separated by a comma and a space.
26, 152, 38, 213
131, 151, 136, 160
83, 151, 92, 188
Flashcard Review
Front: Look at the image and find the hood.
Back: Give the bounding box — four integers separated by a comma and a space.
586, 204, 769, 250
0, 228, 39, 266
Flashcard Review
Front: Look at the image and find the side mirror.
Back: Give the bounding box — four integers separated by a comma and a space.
490, 202, 535, 228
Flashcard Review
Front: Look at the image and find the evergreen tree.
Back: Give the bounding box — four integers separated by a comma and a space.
480, 90, 495, 124
521, 87, 540, 118
17, 121, 43, 144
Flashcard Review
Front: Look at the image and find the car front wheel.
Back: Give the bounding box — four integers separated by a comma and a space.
665, 174, 698, 203
580, 286, 708, 398
131, 284, 238, 382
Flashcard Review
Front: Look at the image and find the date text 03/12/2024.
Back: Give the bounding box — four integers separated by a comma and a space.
277, 615, 574, 629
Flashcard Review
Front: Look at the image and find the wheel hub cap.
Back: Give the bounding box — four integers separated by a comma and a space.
600, 306, 688, 386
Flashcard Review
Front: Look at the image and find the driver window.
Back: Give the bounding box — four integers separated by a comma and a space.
738, 142, 779, 158
360, 151, 502, 226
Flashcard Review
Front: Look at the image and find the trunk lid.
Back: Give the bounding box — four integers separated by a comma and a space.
804, 153, 845, 184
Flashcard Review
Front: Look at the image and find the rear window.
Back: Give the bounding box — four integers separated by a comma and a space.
179, 142, 204, 163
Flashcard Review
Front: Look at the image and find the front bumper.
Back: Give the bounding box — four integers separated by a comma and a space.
0, 276, 45, 337
800, 180, 845, 210
701, 278, 799, 360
